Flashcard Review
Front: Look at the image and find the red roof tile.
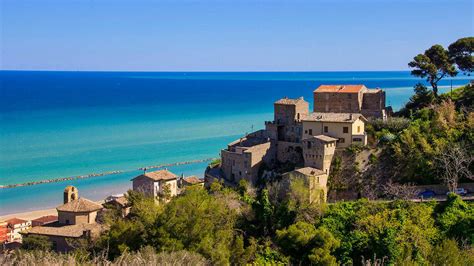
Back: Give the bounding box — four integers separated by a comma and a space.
315, 85, 366, 93
32, 215, 58, 224
5, 218, 28, 225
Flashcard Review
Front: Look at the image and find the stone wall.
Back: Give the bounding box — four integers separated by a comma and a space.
313, 91, 362, 113
274, 100, 309, 125
276, 141, 303, 165
132, 176, 155, 197
361, 90, 386, 118
313, 88, 387, 119
302, 139, 336, 174
58, 211, 77, 225
221, 141, 275, 184
282, 170, 328, 203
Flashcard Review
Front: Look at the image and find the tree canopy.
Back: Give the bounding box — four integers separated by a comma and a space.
408, 37, 473, 97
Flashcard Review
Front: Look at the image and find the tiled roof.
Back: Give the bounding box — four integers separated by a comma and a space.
303, 112, 366, 123
275, 97, 306, 105
57, 198, 102, 213
314, 85, 366, 93
132, 169, 177, 182
32, 215, 58, 224
109, 196, 129, 207
6, 218, 28, 225
26, 222, 101, 238
294, 167, 326, 176
311, 135, 338, 142
183, 176, 204, 185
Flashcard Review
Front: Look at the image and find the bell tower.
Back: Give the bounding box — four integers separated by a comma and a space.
64, 185, 78, 204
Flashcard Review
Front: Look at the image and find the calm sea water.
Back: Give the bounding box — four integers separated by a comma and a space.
0, 71, 471, 215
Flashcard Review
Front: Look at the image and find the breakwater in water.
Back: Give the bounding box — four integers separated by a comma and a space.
0, 158, 216, 189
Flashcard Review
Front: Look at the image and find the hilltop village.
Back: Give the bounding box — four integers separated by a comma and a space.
1, 82, 473, 265
0, 84, 388, 251
206, 84, 389, 201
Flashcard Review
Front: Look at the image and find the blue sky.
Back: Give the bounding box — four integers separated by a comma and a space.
1, 0, 473, 71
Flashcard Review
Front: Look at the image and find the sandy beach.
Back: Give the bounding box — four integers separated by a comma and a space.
0, 199, 106, 221
0, 208, 57, 221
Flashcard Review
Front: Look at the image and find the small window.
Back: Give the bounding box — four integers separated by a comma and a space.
338, 138, 345, 143
307, 142, 312, 149
343, 127, 349, 133
324, 126, 328, 133
357, 126, 361, 133
304, 130, 308, 134
353, 138, 362, 142
308, 129, 313, 135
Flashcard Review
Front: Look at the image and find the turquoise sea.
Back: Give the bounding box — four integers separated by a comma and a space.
0, 71, 471, 215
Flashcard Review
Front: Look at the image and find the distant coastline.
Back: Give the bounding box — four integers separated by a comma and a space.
0, 158, 216, 189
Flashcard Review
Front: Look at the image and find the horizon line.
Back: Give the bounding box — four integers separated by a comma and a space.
1, 69, 412, 73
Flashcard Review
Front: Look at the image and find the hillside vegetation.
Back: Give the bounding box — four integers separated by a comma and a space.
3, 185, 474, 266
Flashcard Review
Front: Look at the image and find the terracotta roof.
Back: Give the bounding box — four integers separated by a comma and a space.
132, 169, 177, 182
183, 176, 204, 185
274, 97, 307, 105
303, 112, 367, 123
108, 196, 129, 207
6, 218, 28, 225
56, 198, 102, 213
310, 135, 338, 142
314, 85, 366, 93
32, 215, 58, 224
26, 222, 101, 238
294, 167, 326, 176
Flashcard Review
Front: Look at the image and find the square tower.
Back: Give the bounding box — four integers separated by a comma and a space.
302, 135, 337, 174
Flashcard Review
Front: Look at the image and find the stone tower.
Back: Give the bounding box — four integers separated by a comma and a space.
302, 135, 337, 174
272, 97, 309, 143
64, 185, 78, 204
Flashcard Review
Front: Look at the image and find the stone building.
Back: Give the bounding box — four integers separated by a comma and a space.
104, 195, 130, 218
282, 167, 328, 203
221, 130, 275, 184
208, 86, 376, 199
131, 169, 178, 200
179, 176, 205, 188
302, 112, 367, 148
313, 85, 388, 119
267, 97, 308, 143
302, 135, 337, 174
24, 186, 103, 252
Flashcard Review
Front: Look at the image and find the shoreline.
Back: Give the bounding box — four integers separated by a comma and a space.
0, 208, 57, 221
0, 200, 106, 221
1, 158, 216, 189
